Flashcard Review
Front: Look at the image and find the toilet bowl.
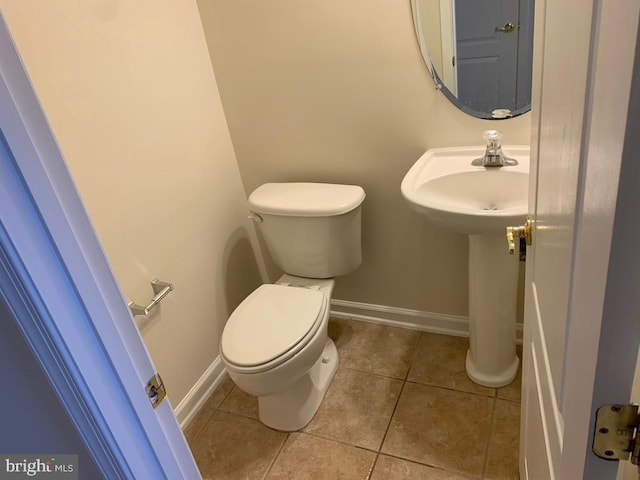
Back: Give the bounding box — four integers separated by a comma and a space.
221, 275, 337, 431
219, 182, 365, 431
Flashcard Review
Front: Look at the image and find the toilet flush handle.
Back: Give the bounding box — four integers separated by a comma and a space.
248, 213, 263, 223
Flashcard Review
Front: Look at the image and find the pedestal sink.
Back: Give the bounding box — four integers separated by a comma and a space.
401, 145, 529, 387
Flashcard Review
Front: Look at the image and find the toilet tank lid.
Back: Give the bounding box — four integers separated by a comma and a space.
248, 183, 365, 217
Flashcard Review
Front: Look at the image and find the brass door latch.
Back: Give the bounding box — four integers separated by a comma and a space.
495, 22, 518, 33
506, 218, 533, 255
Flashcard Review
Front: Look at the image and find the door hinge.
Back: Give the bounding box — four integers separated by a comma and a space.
146, 372, 167, 409
452, 56, 455, 67
593, 404, 640, 464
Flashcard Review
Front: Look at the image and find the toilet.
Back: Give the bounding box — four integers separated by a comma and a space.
220, 182, 365, 431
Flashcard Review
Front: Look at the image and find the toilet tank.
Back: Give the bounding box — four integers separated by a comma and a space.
248, 183, 365, 279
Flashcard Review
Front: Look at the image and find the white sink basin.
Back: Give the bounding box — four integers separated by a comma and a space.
401, 146, 530, 234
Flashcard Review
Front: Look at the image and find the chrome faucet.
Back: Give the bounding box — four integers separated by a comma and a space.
471, 130, 518, 167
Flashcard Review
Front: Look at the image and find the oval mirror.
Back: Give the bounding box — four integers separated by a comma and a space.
411, 0, 535, 119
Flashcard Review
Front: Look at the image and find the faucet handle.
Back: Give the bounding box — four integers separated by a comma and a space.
483, 130, 503, 147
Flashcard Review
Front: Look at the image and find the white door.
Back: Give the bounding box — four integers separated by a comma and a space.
0, 15, 201, 479
520, 0, 640, 479
439, 0, 457, 94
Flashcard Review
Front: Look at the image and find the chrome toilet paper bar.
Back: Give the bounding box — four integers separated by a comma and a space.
128, 278, 173, 317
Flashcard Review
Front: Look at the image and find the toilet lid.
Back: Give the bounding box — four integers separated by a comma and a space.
221, 284, 325, 367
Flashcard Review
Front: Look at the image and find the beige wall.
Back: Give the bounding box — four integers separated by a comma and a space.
0, 0, 530, 408
197, 0, 530, 315
0, 1, 264, 405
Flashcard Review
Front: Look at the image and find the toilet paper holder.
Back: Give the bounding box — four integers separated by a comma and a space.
128, 278, 173, 317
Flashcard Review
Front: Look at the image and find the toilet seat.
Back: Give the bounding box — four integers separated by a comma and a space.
221, 284, 327, 373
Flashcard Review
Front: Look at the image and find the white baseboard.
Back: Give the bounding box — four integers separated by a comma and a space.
330, 299, 523, 343
173, 356, 227, 430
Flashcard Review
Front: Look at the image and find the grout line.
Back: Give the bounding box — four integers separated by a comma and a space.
184, 415, 205, 445
261, 432, 289, 480
496, 395, 522, 404
480, 396, 498, 478
366, 453, 380, 480
404, 330, 424, 382
301, 430, 380, 454
185, 381, 234, 444
217, 395, 261, 422
290, 432, 383, 479
375, 451, 430, 467
217, 381, 236, 407
377, 375, 408, 455
186, 380, 236, 442
374, 332, 429, 463
403, 379, 497, 399
339, 364, 408, 382
375, 452, 475, 477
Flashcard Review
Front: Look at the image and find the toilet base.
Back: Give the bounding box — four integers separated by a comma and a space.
258, 338, 339, 431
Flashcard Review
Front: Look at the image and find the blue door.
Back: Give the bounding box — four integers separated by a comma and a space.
455, 0, 533, 115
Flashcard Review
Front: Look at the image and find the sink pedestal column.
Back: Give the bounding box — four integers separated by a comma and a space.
466, 232, 519, 387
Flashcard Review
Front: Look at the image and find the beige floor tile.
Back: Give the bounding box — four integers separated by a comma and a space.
497, 347, 522, 402
408, 333, 495, 397
496, 368, 521, 402
328, 318, 420, 379
190, 410, 287, 480
304, 368, 403, 450
265, 433, 376, 479
371, 455, 477, 479
382, 382, 494, 477
484, 399, 521, 480
184, 375, 234, 443
220, 385, 259, 420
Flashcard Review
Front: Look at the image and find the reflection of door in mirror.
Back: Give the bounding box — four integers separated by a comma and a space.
415, 0, 457, 92
455, 0, 533, 114
411, 0, 534, 119
414, 0, 447, 83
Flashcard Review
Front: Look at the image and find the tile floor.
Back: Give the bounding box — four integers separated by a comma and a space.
185, 318, 521, 479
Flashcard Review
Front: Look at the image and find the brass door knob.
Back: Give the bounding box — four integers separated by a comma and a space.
495, 22, 518, 33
